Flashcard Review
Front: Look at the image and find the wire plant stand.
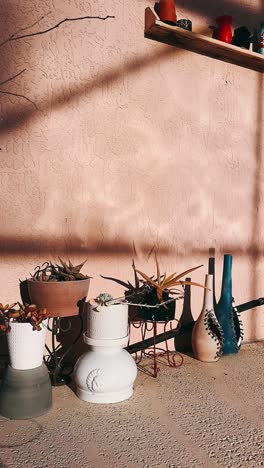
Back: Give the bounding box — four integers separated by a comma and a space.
44, 315, 83, 386
128, 319, 183, 378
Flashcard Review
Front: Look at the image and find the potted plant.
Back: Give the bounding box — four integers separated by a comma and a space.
0, 302, 48, 370
74, 293, 137, 404
87, 293, 128, 340
0, 302, 52, 420
102, 257, 205, 322
26, 258, 91, 317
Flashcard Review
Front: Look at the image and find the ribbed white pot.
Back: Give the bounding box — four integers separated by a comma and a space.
7, 320, 48, 370
87, 303, 128, 340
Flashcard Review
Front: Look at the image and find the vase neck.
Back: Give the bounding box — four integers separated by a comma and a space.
208, 256, 217, 307
203, 274, 214, 311
220, 254, 232, 301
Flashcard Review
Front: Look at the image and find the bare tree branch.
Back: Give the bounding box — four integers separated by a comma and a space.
11, 15, 115, 41
0, 69, 26, 87
0, 13, 114, 108
0, 90, 38, 109
0, 13, 51, 48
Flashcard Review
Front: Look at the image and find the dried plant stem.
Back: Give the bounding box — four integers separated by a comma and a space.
11, 15, 115, 41
0, 13, 114, 107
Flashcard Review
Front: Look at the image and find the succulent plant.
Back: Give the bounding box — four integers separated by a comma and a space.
135, 256, 205, 304
101, 257, 204, 307
88, 293, 126, 311
30, 258, 91, 282
0, 302, 49, 333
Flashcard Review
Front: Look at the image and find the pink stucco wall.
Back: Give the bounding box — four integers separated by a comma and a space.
0, 0, 263, 342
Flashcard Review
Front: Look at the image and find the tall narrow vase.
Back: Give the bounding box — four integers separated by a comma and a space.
215, 254, 241, 355
192, 274, 224, 362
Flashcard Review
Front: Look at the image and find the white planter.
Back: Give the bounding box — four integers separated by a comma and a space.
74, 302, 137, 404
7, 320, 48, 370
74, 335, 137, 404
86, 302, 128, 340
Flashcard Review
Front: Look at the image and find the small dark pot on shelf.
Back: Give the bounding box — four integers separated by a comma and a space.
136, 290, 175, 322
232, 26, 251, 49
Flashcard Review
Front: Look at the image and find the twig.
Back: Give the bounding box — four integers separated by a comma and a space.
11, 15, 115, 41
0, 90, 38, 109
0, 69, 26, 87
0, 13, 51, 48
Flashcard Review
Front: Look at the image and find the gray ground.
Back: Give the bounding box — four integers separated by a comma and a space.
0, 343, 263, 468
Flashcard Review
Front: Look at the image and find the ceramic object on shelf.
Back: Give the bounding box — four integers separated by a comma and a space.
215, 254, 242, 355
27, 278, 90, 317
192, 274, 224, 362
216, 15, 233, 43
258, 21, 264, 54
74, 302, 137, 404
232, 26, 251, 49
0, 363, 52, 419
176, 19, 192, 31
7, 320, 48, 370
157, 0, 177, 26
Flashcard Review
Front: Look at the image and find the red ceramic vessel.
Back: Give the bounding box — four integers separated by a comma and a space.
216, 15, 233, 43
157, 0, 177, 26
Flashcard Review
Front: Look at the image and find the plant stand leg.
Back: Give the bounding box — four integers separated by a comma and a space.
128, 320, 183, 378
45, 315, 83, 386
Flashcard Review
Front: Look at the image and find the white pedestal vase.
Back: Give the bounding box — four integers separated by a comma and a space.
73, 302, 137, 404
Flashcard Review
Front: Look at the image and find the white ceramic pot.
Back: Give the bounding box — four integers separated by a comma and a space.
86, 302, 128, 340
7, 320, 48, 370
74, 335, 137, 404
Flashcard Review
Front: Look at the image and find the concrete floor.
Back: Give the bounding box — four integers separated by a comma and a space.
0, 342, 263, 468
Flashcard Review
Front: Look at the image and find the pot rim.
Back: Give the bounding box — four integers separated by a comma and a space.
27, 278, 90, 285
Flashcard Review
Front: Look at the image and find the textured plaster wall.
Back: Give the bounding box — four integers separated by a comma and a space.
0, 0, 263, 341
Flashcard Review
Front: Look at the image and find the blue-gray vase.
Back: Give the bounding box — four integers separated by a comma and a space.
215, 254, 239, 355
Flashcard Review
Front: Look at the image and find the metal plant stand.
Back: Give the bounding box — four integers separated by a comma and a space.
128, 319, 183, 378
44, 316, 84, 386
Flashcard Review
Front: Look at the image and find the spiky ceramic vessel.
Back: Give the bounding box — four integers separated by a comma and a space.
192, 274, 224, 362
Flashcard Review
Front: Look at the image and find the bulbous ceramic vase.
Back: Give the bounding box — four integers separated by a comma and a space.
192, 274, 224, 362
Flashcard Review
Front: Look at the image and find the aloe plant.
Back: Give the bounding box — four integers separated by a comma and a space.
31, 258, 90, 282
0, 302, 49, 333
102, 257, 205, 308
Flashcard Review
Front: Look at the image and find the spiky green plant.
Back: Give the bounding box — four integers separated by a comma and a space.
31, 258, 90, 282
101, 257, 205, 307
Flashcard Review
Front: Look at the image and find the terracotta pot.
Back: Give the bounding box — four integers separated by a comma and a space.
157, 0, 177, 26
216, 15, 232, 43
27, 279, 90, 317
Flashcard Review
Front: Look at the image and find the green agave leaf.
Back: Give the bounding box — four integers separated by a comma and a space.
100, 274, 130, 289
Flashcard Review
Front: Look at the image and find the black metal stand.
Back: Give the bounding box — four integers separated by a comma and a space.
44, 315, 83, 386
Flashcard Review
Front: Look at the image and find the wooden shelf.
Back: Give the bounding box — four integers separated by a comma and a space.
145, 7, 264, 73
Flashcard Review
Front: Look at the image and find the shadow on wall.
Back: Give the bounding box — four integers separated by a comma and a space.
1, 0, 263, 135
0, 43, 178, 135
0, 234, 173, 257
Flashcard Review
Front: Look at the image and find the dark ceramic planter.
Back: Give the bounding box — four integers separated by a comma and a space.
0, 363, 52, 419
133, 290, 176, 322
